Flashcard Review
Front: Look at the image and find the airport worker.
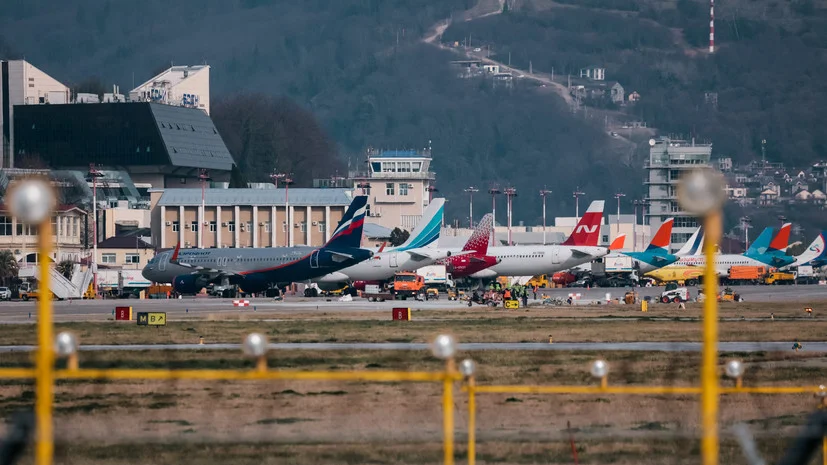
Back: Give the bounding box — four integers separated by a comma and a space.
533, 286, 538, 300
503, 288, 512, 300
521, 291, 528, 307
792, 340, 803, 352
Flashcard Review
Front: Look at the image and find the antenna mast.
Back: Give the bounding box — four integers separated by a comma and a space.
709, 0, 715, 53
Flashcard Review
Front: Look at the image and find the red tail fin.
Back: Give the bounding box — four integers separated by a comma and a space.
768, 223, 791, 251
647, 218, 674, 250
170, 241, 181, 262
463, 213, 493, 254
562, 200, 604, 246
377, 241, 387, 253
609, 234, 626, 251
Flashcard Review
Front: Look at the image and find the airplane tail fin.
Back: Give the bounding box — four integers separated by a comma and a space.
793, 231, 827, 266
675, 226, 704, 256
767, 223, 791, 252
745, 227, 775, 256
396, 198, 444, 250
323, 195, 368, 249
645, 218, 674, 252
170, 241, 181, 262
561, 200, 604, 246
463, 213, 494, 253
609, 234, 626, 251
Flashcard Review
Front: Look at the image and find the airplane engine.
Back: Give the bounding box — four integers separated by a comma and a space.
316, 282, 347, 292
172, 275, 209, 295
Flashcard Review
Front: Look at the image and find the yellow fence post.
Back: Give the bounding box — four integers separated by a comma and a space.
35, 218, 55, 465
443, 357, 456, 465
701, 211, 722, 465
467, 376, 476, 465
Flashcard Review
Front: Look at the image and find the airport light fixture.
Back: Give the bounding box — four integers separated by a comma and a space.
87, 164, 105, 298
573, 188, 585, 220
503, 187, 517, 246
464, 187, 479, 228
271, 173, 294, 247
724, 359, 745, 388
242, 333, 269, 372
614, 192, 626, 235
9, 179, 55, 225
632, 199, 648, 252
740, 216, 752, 249
677, 169, 726, 216
198, 169, 211, 249
458, 359, 476, 378
590, 359, 609, 388
431, 334, 457, 360
488, 188, 501, 245
54, 331, 79, 370
427, 185, 439, 204
539, 189, 552, 245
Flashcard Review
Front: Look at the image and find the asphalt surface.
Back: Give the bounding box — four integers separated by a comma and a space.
0, 285, 824, 322
1, 342, 824, 353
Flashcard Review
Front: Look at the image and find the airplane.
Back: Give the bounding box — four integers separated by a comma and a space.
142, 195, 373, 294
788, 230, 827, 268
620, 217, 678, 273
671, 223, 793, 276
743, 224, 794, 267
434, 213, 499, 278
468, 200, 617, 278
312, 198, 460, 289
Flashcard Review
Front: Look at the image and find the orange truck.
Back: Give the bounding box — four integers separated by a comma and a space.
726, 266, 769, 284
392, 272, 425, 300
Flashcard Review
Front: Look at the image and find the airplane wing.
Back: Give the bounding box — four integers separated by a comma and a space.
408, 248, 473, 261
571, 249, 592, 258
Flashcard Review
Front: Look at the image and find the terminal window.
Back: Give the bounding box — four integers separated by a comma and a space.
209, 221, 217, 232
227, 222, 235, 232
171, 221, 179, 232
0, 216, 11, 235
101, 254, 116, 264
386, 183, 394, 195
125, 254, 140, 265
400, 184, 409, 196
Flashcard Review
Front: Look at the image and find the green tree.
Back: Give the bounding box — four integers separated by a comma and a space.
56, 259, 75, 281
389, 228, 410, 247
0, 250, 19, 286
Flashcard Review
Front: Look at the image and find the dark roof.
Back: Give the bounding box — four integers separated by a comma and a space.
97, 236, 153, 249
13, 102, 235, 173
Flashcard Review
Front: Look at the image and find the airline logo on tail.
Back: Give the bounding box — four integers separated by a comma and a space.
676, 226, 704, 256
791, 230, 827, 267
324, 196, 367, 249
562, 200, 604, 246
463, 213, 493, 254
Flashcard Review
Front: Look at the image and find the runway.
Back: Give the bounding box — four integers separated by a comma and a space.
0, 284, 824, 322
1, 341, 824, 352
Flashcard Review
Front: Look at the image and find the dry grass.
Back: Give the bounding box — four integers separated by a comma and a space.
1, 349, 824, 463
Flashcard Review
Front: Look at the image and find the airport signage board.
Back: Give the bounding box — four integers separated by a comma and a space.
137, 312, 167, 326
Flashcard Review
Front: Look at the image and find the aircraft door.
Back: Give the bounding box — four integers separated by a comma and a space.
390, 253, 399, 267
159, 253, 168, 271
552, 249, 561, 264
310, 250, 320, 268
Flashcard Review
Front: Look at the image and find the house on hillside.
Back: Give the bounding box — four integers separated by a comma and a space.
606, 81, 624, 104
579, 66, 605, 81
759, 188, 779, 206
628, 91, 641, 102
483, 64, 500, 74
811, 189, 827, 204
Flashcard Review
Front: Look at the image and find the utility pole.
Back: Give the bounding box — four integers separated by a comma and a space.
529, 60, 532, 74
614, 192, 626, 235
632, 199, 647, 252
740, 216, 752, 250
539, 189, 552, 245
761, 139, 767, 169
464, 186, 479, 228
87, 164, 104, 298
488, 187, 501, 245
427, 185, 439, 204
572, 187, 585, 221
198, 169, 211, 249
503, 187, 517, 246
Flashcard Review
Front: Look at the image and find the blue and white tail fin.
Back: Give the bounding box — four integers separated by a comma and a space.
394, 198, 444, 251
323, 195, 367, 250
745, 227, 775, 256
791, 231, 827, 267
675, 226, 704, 256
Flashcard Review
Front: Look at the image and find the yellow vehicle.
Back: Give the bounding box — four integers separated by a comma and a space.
526, 274, 549, 288
326, 285, 350, 296
645, 266, 704, 286
763, 271, 795, 285
426, 288, 440, 300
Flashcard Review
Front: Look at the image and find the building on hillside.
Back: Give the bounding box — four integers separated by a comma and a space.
0, 59, 70, 168
492, 72, 514, 89
129, 65, 211, 115
349, 147, 435, 232
483, 64, 500, 74
150, 188, 352, 249
645, 137, 713, 250
450, 60, 484, 79
96, 236, 154, 269
579, 66, 606, 81
0, 205, 87, 263
606, 81, 624, 104
759, 188, 779, 206
628, 91, 641, 102
12, 102, 235, 187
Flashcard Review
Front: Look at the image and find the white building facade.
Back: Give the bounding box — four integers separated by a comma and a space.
0, 60, 70, 168
129, 65, 210, 115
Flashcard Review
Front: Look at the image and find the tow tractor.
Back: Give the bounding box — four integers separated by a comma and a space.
660, 282, 689, 303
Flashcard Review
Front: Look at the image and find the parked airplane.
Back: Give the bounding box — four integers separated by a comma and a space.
672, 223, 793, 275
469, 200, 616, 278
142, 195, 372, 294
435, 213, 499, 277
789, 231, 827, 268
312, 199, 459, 289
621, 218, 678, 273
743, 224, 793, 267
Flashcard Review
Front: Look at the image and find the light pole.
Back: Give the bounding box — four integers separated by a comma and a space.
87, 164, 103, 298
464, 186, 479, 228
573, 187, 585, 221
356, 181, 371, 196
488, 187, 501, 245
633, 199, 647, 251
777, 215, 787, 227
539, 189, 552, 245
427, 185, 439, 204
198, 169, 210, 249
271, 173, 293, 247
503, 187, 517, 246
614, 192, 626, 235
740, 216, 752, 250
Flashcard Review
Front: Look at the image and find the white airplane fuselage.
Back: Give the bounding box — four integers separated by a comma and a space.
470, 245, 610, 278
315, 248, 452, 283
675, 254, 772, 277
